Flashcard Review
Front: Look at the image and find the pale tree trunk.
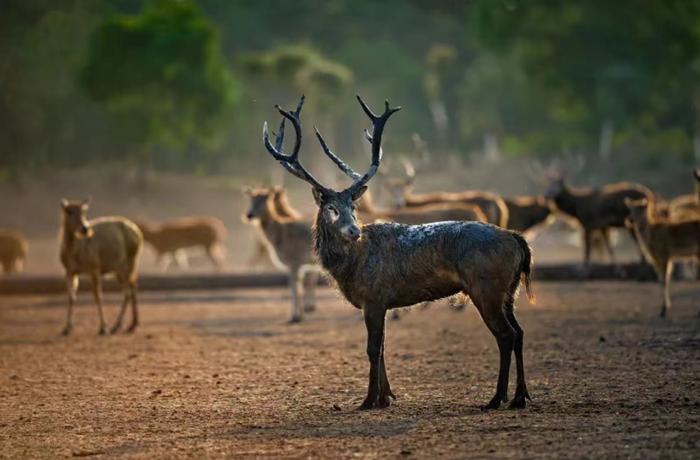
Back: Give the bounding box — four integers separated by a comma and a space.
598, 119, 614, 161
483, 132, 500, 163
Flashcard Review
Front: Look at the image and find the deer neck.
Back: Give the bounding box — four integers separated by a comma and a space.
258, 200, 285, 236
314, 213, 364, 284
552, 187, 580, 217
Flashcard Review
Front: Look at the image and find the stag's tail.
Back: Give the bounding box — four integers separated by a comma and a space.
512, 232, 535, 303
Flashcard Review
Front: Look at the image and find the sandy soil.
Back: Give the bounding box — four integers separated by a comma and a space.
1, 282, 699, 459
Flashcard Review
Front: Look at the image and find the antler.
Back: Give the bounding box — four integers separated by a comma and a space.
264, 94, 400, 195
262, 95, 330, 192
353, 95, 401, 192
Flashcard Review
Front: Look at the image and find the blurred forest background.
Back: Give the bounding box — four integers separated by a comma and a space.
4, 0, 700, 181
3, 0, 700, 271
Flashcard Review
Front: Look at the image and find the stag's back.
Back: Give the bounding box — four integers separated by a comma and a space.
138, 217, 225, 252
62, 217, 142, 274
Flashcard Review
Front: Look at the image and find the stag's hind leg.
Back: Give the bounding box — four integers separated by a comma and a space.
61, 274, 78, 335
111, 273, 130, 333
470, 289, 515, 411
503, 280, 530, 409
126, 276, 139, 333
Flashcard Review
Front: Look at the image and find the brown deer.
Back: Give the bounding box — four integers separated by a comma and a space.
356, 189, 487, 224
543, 172, 653, 266
243, 187, 320, 323
60, 199, 143, 335
247, 186, 305, 268
382, 159, 509, 227
625, 198, 700, 317
0, 230, 28, 274
502, 196, 555, 236
667, 169, 700, 221
263, 95, 534, 410
135, 217, 226, 270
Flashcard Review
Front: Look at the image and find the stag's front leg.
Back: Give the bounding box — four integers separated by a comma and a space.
288, 266, 303, 323
91, 272, 107, 335
359, 307, 392, 410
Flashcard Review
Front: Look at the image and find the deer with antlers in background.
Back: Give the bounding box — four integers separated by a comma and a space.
381, 159, 509, 227
626, 198, 700, 317
263, 95, 534, 410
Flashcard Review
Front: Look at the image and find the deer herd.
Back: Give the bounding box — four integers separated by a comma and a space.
1, 95, 699, 410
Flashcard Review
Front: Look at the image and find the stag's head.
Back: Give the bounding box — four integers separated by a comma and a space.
60, 198, 93, 238
262, 95, 400, 243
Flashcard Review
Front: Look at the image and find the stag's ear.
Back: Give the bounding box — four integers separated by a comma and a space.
81, 196, 91, 210
241, 186, 253, 196
312, 187, 323, 206
60, 199, 69, 209
351, 186, 368, 202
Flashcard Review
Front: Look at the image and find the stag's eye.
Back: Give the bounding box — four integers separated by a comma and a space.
325, 205, 340, 223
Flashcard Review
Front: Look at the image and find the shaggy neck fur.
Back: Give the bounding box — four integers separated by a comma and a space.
313, 210, 367, 286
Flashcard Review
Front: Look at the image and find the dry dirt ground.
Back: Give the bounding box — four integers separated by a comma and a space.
1, 281, 699, 459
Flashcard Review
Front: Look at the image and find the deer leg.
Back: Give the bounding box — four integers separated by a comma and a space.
359, 307, 390, 410
126, 279, 139, 333
660, 260, 673, 318
174, 250, 189, 269
301, 267, 318, 312
288, 267, 302, 323
583, 229, 592, 267
206, 244, 223, 271
90, 273, 107, 335
61, 274, 78, 335
473, 293, 515, 411
504, 308, 530, 409
110, 275, 130, 333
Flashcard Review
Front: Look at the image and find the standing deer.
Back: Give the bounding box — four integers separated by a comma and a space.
382, 160, 509, 227
243, 187, 320, 323
263, 95, 534, 410
135, 217, 226, 270
356, 189, 487, 224
0, 230, 28, 274
247, 186, 305, 268
60, 199, 142, 335
625, 198, 700, 317
544, 173, 653, 266
502, 196, 555, 236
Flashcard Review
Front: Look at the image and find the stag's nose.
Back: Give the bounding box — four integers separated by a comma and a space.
245, 212, 254, 220
345, 225, 361, 241
80, 225, 89, 235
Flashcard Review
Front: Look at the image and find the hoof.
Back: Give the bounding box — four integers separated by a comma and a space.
508, 397, 527, 409
60, 326, 72, 336
287, 316, 302, 324
358, 395, 393, 410
480, 395, 503, 411
110, 323, 122, 334
303, 304, 316, 313
98, 327, 108, 336
659, 309, 667, 318
125, 323, 138, 334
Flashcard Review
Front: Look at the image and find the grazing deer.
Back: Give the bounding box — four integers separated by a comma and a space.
60, 199, 142, 335
356, 189, 487, 224
0, 230, 28, 274
263, 95, 534, 410
382, 160, 509, 227
543, 173, 653, 266
243, 187, 320, 323
668, 169, 700, 221
625, 198, 700, 317
135, 217, 226, 270
502, 196, 555, 236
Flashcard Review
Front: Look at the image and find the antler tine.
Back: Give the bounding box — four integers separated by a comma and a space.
262, 95, 329, 191
349, 95, 401, 191
314, 126, 362, 181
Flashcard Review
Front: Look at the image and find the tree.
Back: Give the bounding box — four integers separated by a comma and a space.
79, 0, 236, 165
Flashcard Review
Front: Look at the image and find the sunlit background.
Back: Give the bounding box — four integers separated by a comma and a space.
2, 0, 699, 271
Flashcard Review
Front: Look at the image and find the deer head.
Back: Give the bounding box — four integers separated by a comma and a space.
61, 198, 93, 238
263, 95, 400, 242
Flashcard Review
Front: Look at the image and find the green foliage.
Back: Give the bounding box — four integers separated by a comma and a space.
79, 0, 236, 152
